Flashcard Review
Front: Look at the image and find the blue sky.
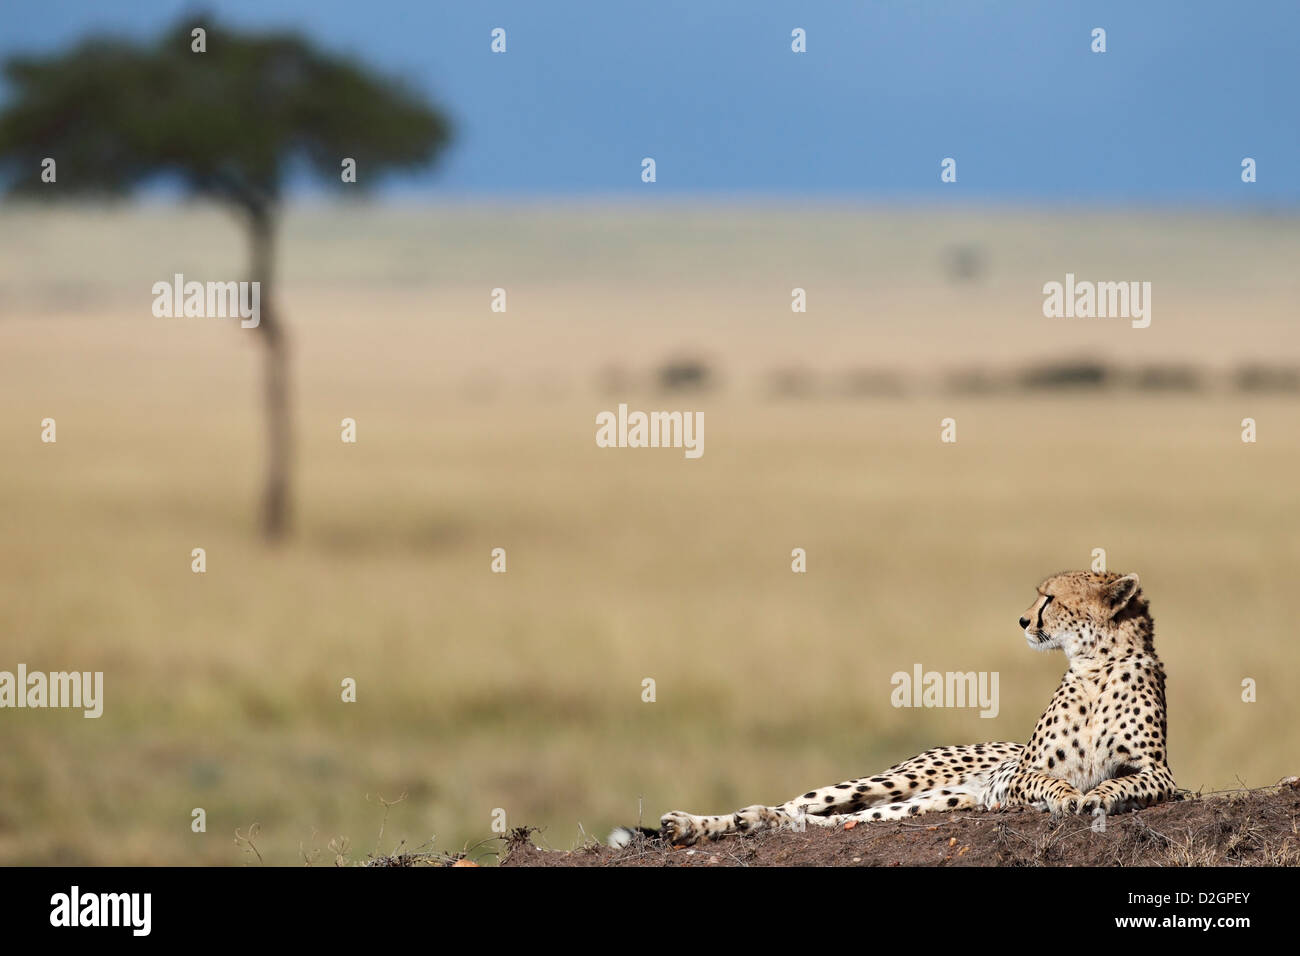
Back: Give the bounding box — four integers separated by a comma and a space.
3, 0, 1297, 203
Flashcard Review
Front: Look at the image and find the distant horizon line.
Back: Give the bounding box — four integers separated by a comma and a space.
4, 192, 1298, 215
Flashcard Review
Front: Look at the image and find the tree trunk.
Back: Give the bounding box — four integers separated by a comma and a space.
249, 205, 291, 541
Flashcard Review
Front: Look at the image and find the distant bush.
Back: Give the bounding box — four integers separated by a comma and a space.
1018, 359, 1110, 390
1235, 364, 1300, 393
1133, 364, 1204, 392
942, 242, 988, 283
658, 357, 713, 392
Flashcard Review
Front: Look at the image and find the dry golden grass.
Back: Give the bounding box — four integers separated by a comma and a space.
0, 203, 1297, 864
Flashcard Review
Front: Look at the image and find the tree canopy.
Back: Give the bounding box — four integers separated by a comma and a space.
0, 16, 451, 212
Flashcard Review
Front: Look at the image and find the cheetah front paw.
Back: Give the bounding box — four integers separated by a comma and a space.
1047, 793, 1082, 816
1079, 790, 1122, 814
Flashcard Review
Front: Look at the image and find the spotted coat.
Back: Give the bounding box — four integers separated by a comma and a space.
650, 571, 1178, 846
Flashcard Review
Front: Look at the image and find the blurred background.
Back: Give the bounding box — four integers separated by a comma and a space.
1, 1, 1298, 864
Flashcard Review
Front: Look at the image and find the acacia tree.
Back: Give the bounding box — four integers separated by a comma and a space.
0, 17, 451, 538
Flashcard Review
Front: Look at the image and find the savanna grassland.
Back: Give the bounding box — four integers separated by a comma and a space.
1, 202, 1297, 864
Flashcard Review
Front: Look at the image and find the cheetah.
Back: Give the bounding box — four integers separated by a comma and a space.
614, 570, 1177, 847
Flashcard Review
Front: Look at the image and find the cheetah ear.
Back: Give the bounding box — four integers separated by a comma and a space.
1103, 573, 1140, 615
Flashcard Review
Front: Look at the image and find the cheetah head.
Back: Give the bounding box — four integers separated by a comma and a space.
1019, 570, 1143, 656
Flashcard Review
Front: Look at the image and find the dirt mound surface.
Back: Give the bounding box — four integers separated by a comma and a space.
502, 785, 1300, 867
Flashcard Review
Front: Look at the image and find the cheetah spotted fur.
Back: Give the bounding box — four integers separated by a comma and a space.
623, 570, 1177, 847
